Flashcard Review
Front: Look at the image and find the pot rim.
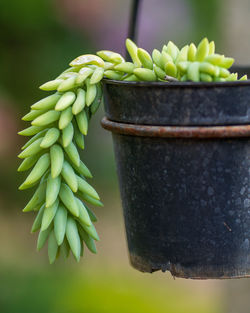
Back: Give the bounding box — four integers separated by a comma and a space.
102, 78, 250, 88
101, 117, 250, 138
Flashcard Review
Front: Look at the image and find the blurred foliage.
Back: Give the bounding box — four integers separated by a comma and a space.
0, 265, 221, 313
0, 0, 94, 112
187, 0, 222, 45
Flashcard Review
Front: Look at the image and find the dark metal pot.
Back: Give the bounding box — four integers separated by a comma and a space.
101, 79, 250, 279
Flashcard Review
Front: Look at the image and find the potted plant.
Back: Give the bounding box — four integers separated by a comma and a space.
18, 37, 250, 279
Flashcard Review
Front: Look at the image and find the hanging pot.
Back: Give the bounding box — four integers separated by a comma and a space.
101, 78, 250, 279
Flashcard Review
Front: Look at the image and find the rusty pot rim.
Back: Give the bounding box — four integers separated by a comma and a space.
102, 78, 250, 88
101, 117, 250, 138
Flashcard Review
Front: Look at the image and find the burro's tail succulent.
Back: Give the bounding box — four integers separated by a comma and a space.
18, 38, 247, 263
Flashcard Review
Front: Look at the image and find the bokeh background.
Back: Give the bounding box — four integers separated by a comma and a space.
1, 0, 250, 312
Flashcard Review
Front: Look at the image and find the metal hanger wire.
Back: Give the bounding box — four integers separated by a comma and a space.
126, 0, 141, 60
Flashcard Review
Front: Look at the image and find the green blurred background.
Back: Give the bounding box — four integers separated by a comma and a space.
1, 0, 250, 312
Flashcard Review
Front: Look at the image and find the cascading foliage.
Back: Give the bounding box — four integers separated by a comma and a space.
18, 37, 247, 263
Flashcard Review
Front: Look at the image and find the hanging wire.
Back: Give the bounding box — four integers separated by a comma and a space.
126, 0, 141, 60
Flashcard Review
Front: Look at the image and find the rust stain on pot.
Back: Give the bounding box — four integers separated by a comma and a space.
101, 117, 250, 139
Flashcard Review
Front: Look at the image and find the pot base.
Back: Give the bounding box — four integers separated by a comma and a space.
130, 254, 250, 279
